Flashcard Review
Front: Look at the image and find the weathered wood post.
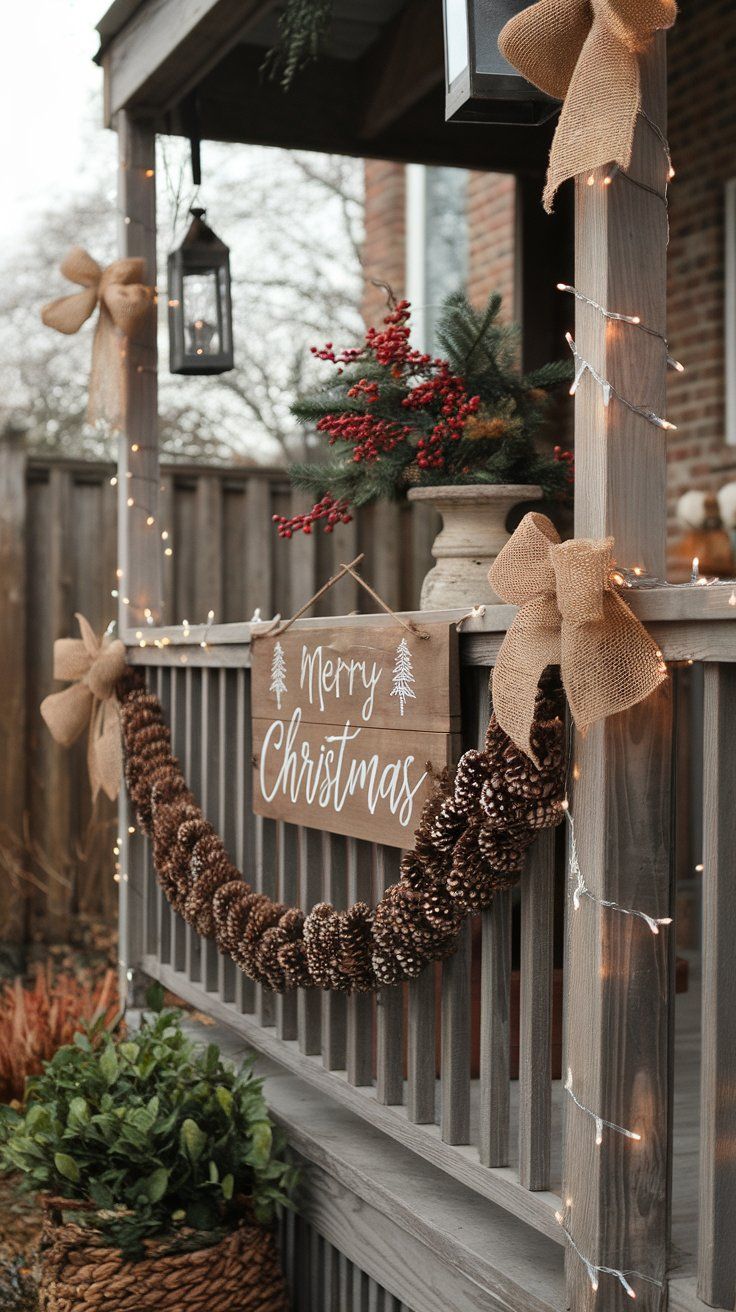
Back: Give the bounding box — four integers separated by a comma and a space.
561, 37, 674, 1312
116, 112, 160, 999
116, 112, 161, 638
0, 422, 28, 952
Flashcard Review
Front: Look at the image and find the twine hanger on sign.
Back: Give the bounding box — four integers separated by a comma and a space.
253, 554, 430, 641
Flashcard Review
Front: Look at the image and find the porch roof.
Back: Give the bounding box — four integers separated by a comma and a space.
95, 0, 554, 173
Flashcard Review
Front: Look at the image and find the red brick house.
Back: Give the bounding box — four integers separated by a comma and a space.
362, 0, 736, 568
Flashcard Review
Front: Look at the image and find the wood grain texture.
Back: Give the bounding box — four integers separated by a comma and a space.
697, 665, 736, 1307
563, 38, 675, 1311
518, 834, 554, 1192
252, 718, 454, 848
407, 965, 436, 1126
250, 621, 459, 733
0, 425, 27, 942
115, 114, 161, 633
479, 892, 512, 1168
375, 846, 404, 1106
297, 826, 323, 1056
346, 840, 374, 1087
321, 834, 347, 1071
441, 921, 471, 1146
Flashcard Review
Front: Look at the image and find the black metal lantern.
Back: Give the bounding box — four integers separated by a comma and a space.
443, 0, 558, 125
168, 207, 234, 375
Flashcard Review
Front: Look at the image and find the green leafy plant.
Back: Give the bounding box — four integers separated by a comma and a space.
0, 1002, 297, 1256
274, 292, 574, 538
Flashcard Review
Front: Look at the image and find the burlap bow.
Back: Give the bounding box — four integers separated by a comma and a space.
40, 614, 128, 802
498, 0, 677, 212
41, 247, 152, 429
490, 513, 666, 761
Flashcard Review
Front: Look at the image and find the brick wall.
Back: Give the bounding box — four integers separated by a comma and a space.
467, 171, 517, 315
666, 0, 736, 541
362, 160, 406, 323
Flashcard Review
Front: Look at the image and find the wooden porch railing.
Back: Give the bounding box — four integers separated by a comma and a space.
121, 588, 736, 1312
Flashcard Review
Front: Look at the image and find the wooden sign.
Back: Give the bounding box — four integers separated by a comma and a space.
251, 621, 460, 848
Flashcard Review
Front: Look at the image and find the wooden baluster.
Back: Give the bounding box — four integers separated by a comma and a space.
518, 830, 555, 1190
406, 963, 436, 1124
346, 838, 374, 1085
217, 668, 237, 1004
298, 826, 323, 1055
169, 667, 187, 972
201, 666, 221, 992
441, 920, 471, 1145
276, 820, 298, 1040
479, 890, 511, 1166
322, 833, 347, 1070
235, 666, 255, 1013
255, 813, 277, 1027
184, 665, 202, 984
698, 664, 736, 1306
375, 845, 403, 1105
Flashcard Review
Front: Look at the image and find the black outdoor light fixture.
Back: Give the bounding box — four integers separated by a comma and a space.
443, 0, 558, 125
167, 207, 234, 375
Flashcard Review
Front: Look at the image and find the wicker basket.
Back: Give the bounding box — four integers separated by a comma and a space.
38, 1198, 289, 1312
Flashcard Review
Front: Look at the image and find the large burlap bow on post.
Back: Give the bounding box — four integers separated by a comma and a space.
41, 247, 152, 429
498, 0, 677, 212
490, 513, 666, 762
40, 615, 128, 802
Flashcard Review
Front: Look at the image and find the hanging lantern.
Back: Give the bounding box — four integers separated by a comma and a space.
167, 207, 234, 375
442, 0, 557, 125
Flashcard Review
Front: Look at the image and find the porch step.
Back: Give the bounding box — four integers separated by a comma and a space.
181, 1015, 565, 1312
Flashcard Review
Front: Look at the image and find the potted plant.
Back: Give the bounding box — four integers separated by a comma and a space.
275, 291, 573, 608
0, 999, 293, 1312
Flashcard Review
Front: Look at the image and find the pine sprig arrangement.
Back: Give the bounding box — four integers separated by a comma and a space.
262, 0, 335, 90
275, 292, 573, 538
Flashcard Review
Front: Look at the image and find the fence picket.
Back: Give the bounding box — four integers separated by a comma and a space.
518, 830, 555, 1190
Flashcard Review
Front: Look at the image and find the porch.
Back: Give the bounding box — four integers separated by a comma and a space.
97, 1, 736, 1310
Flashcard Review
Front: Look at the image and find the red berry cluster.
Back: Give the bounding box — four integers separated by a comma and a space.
283, 300, 486, 537
553, 444, 575, 485
316, 412, 413, 463
273, 495, 353, 539
404, 366, 480, 470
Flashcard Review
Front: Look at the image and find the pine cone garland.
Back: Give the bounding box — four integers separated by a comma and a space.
116, 661, 566, 996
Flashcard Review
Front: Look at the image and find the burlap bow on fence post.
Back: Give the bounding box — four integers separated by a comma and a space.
489, 512, 666, 762
41, 247, 152, 429
40, 614, 128, 802
498, 0, 677, 212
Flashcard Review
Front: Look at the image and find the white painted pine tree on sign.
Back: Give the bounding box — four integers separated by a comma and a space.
269, 641, 287, 710
390, 637, 416, 717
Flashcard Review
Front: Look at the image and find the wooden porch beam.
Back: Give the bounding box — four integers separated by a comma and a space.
359, 0, 444, 141
102, 0, 277, 122
562, 36, 674, 1312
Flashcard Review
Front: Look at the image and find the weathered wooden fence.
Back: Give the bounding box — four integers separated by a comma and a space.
0, 429, 439, 944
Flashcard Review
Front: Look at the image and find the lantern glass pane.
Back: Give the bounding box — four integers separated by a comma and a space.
182, 270, 221, 358
217, 266, 232, 353
444, 0, 469, 84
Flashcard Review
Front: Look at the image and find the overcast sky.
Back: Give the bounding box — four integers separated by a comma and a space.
0, 0, 109, 246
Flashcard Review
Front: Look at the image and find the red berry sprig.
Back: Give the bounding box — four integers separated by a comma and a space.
273, 495, 353, 539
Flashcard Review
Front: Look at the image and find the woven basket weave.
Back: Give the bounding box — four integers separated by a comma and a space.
38, 1198, 289, 1312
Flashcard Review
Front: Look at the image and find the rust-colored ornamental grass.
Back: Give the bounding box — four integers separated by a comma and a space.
0, 967, 119, 1106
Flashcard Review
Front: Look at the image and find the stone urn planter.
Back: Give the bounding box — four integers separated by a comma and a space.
407, 484, 543, 610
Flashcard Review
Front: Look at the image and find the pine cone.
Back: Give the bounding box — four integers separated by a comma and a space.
453, 750, 491, 817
